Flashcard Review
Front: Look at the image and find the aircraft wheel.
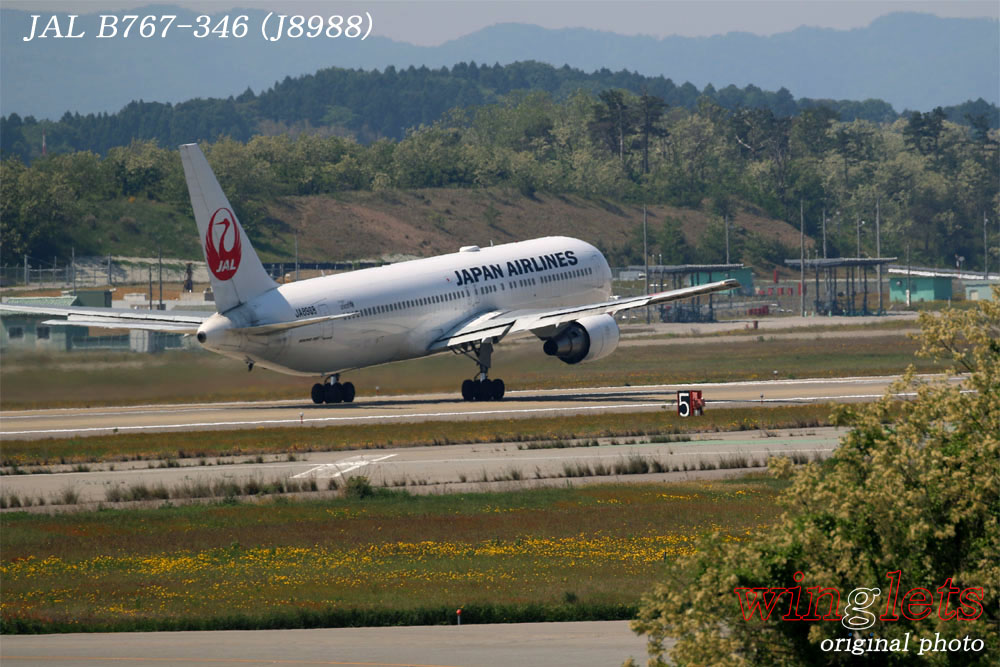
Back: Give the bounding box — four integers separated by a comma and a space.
311, 383, 325, 404
461, 379, 475, 401
491, 378, 505, 401
324, 382, 344, 404
342, 382, 356, 403
476, 379, 493, 401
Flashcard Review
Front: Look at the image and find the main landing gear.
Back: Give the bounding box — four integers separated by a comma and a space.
311, 375, 356, 404
458, 341, 505, 401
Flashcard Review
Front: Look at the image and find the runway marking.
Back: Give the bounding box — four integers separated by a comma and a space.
380, 447, 837, 467
0, 656, 457, 666
292, 454, 396, 480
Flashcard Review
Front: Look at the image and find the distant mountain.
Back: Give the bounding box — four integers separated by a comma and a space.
1, 7, 996, 120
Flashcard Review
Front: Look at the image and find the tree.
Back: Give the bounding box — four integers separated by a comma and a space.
631, 294, 1000, 665
590, 89, 636, 169
636, 90, 668, 174
903, 107, 948, 158
793, 106, 840, 157
0, 157, 77, 259
834, 122, 876, 189
656, 217, 691, 265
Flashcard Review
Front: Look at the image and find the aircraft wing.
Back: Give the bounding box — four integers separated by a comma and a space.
430, 278, 739, 351
0, 304, 209, 334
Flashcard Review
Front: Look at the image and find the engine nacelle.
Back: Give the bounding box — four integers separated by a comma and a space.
542, 314, 620, 364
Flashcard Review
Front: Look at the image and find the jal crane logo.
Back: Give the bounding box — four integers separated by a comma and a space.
205, 207, 242, 281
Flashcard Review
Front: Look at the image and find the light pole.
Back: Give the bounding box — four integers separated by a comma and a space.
875, 198, 882, 314
724, 214, 730, 265
799, 199, 805, 317
985, 212, 989, 279
822, 208, 827, 259
643, 205, 649, 324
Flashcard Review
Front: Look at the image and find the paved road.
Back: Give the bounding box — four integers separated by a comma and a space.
0, 426, 843, 506
0, 375, 922, 440
1, 620, 654, 667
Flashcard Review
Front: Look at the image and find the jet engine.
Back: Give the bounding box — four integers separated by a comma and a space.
542, 314, 620, 364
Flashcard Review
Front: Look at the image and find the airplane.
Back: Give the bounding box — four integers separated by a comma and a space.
1, 143, 739, 404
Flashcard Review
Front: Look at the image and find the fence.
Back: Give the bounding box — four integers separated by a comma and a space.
1, 256, 209, 289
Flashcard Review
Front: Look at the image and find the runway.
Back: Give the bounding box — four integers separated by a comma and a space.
1, 621, 653, 667
0, 426, 843, 505
0, 374, 924, 440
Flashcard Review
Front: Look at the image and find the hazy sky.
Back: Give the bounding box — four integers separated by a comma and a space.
4, 1, 997, 45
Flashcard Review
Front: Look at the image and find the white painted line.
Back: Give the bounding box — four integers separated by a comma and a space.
292, 454, 396, 480
380, 447, 838, 467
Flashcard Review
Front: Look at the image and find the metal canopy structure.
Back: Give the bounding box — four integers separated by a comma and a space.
784, 257, 896, 316
886, 266, 1000, 281
627, 263, 747, 322
628, 263, 745, 277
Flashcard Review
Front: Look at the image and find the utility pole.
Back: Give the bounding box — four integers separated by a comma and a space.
876, 198, 882, 314
643, 205, 649, 324
856, 215, 862, 257
158, 247, 163, 310
71, 247, 76, 294
24, 254, 28, 285
906, 242, 912, 306
822, 208, 827, 259
724, 214, 730, 264
295, 231, 300, 281
985, 211, 989, 279
799, 199, 805, 317
148, 267, 153, 311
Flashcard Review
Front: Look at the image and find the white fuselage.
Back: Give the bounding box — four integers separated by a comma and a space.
197, 236, 612, 376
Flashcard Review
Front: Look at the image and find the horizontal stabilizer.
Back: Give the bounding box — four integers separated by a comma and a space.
237, 313, 356, 335
2, 304, 208, 334
42, 318, 199, 333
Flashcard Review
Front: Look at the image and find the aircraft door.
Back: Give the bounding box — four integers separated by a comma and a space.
317, 304, 334, 340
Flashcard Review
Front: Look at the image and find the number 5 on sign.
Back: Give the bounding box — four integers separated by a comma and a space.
678, 390, 704, 417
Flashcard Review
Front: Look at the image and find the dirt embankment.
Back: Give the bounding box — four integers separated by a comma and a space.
262, 189, 805, 263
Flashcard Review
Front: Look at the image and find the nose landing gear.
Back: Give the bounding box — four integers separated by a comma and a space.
457, 341, 505, 401
311, 374, 356, 404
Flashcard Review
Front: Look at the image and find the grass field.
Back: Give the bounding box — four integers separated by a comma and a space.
0, 334, 932, 410
673, 318, 919, 338
0, 403, 837, 467
0, 478, 787, 633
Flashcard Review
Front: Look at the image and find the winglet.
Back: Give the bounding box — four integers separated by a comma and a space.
179, 143, 276, 313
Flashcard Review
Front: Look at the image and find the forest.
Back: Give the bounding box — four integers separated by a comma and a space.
1, 76, 997, 275
2, 60, 997, 161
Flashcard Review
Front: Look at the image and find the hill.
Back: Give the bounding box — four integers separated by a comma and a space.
25, 187, 804, 271
260, 189, 805, 267
4, 60, 996, 163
